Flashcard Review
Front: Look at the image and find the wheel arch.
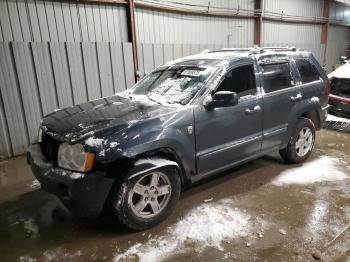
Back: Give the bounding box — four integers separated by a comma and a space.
105, 147, 189, 187
299, 109, 321, 130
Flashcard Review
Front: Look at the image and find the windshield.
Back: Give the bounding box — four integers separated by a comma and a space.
129, 66, 216, 105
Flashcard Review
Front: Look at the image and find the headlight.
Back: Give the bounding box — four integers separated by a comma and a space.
58, 143, 95, 172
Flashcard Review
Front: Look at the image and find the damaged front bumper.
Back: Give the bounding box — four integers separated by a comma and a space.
27, 144, 115, 218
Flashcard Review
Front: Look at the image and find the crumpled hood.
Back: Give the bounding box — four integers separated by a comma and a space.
41, 95, 175, 142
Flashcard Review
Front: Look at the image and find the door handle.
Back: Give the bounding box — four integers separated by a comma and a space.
290, 93, 303, 102
245, 105, 261, 115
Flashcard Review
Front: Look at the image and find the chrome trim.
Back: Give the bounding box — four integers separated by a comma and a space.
262, 85, 300, 97
197, 133, 262, 159
263, 124, 288, 138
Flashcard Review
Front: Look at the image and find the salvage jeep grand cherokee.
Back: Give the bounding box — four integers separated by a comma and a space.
28, 47, 329, 230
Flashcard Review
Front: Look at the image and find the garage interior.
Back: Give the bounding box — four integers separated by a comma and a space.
0, 0, 350, 261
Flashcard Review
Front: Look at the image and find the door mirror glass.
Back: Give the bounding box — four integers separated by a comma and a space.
204, 91, 238, 110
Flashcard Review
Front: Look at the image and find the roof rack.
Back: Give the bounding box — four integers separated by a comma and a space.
258, 46, 304, 53
209, 48, 254, 53
208, 46, 305, 55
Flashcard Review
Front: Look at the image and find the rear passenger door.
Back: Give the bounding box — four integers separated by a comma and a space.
259, 60, 301, 150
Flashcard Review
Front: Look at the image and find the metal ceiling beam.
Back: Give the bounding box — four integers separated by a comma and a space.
321, 0, 330, 67
254, 0, 262, 46
126, 0, 139, 82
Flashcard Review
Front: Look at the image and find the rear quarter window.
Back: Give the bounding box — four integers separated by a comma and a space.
295, 59, 320, 84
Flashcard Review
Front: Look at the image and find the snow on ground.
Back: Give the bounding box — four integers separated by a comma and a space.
326, 114, 350, 123
114, 199, 266, 262
272, 156, 348, 186
42, 248, 82, 261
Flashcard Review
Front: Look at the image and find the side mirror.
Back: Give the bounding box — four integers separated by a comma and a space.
204, 91, 238, 110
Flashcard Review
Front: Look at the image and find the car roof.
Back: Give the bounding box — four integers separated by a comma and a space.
167, 47, 312, 67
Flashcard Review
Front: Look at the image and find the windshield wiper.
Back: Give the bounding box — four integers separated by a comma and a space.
147, 95, 163, 105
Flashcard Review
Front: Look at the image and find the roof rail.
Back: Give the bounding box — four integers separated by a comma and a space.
208, 48, 254, 53
259, 46, 300, 52
208, 46, 305, 55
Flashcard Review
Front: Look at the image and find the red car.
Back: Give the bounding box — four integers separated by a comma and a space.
328, 63, 350, 118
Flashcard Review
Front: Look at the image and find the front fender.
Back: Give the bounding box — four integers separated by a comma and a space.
121, 127, 196, 178
96, 126, 196, 180
127, 158, 180, 180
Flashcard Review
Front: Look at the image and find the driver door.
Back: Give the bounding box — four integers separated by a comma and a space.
194, 63, 263, 175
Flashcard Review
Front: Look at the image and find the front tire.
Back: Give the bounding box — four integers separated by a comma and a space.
109, 165, 181, 230
280, 117, 316, 164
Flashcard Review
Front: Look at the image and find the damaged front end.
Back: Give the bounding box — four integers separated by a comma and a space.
27, 144, 115, 218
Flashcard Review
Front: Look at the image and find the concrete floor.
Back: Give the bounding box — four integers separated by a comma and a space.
0, 129, 349, 262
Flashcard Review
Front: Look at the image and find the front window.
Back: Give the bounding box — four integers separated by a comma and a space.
129, 66, 217, 105
215, 64, 256, 98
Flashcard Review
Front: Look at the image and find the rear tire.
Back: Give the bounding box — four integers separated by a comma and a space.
109, 165, 181, 230
279, 117, 315, 164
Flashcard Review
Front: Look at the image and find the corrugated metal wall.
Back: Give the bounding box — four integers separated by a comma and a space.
0, 0, 133, 159
0, 0, 128, 42
326, 25, 348, 71
264, 0, 323, 18
328, 1, 350, 72
330, 0, 350, 23
0, 42, 135, 158
262, 21, 325, 63
262, 0, 325, 63
0, 0, 350, 159
135, 2, 255, 45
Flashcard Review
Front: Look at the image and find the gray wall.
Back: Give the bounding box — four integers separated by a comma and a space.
0, 42, 135, 158
327, 25, 349, 71
0, 0, 133, 159
135, 0, 255, 46
0, 0, 128, 42
0, 0, 349, 159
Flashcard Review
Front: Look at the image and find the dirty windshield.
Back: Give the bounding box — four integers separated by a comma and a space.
130, 66, 216, 105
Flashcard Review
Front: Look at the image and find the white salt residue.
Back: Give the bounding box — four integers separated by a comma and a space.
85, 137, 104, 147
27, 179, 41, 189
43, 247, 82, 261
326, 114, 350, 123
19, 256, 37, 262
93, 104, 105, 109
69, 173, 84, 179
310, 96, 320, 102
99, 150, 106, 157
132, 134, 140, 139
110, 142, 119, 148
272, 156, 348, 186
78, 123, 93, 129
23, 218, 39, 237
114, 200, 256, 262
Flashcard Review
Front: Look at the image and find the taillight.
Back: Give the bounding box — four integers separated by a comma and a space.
325, 81, 331, 102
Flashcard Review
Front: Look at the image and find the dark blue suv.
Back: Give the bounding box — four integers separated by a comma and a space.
27, 47, 329, 230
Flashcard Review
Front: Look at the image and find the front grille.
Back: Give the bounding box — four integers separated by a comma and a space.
40, 134, 60, 163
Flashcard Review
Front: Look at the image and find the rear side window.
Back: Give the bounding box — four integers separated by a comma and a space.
261, 63, 295, 93
295, 59, 320, 83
